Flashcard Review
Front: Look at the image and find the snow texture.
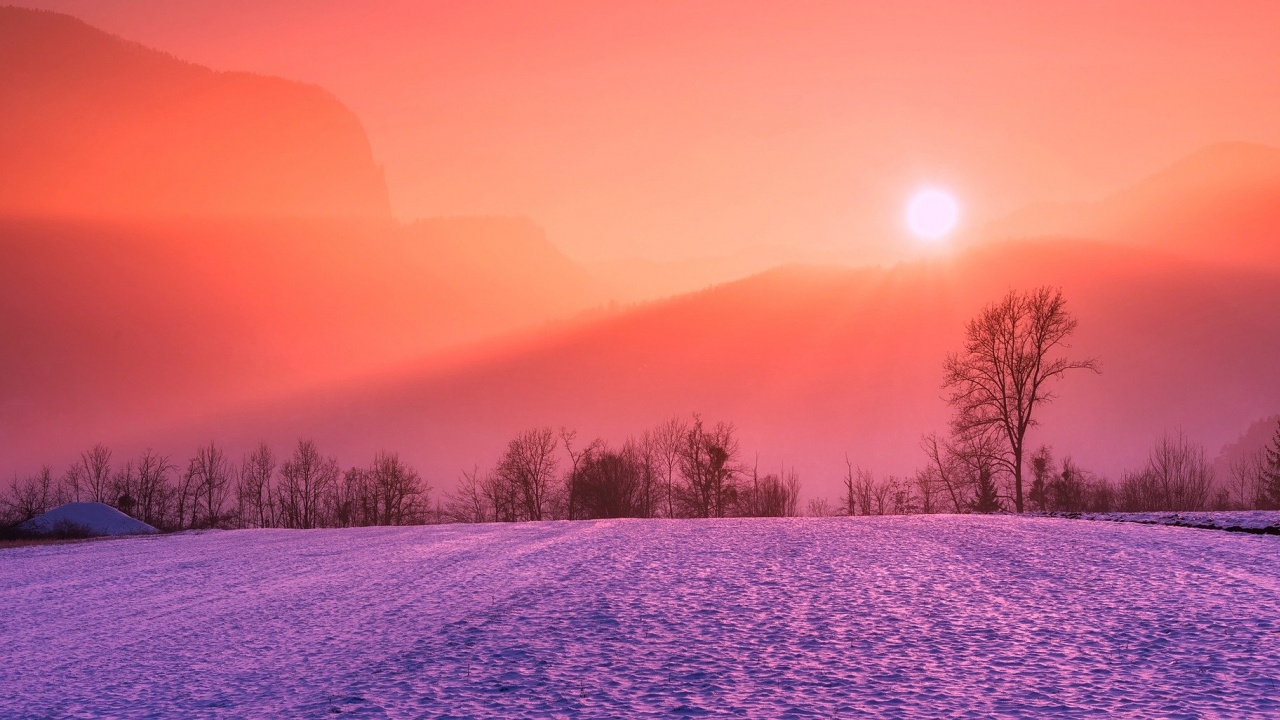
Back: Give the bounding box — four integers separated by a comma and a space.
16, 501, 157, 537
2, 516, 1278, 718
1073, 510, 1280, 533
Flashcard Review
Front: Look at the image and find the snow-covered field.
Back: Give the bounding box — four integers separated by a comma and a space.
3, 516, 1278, 718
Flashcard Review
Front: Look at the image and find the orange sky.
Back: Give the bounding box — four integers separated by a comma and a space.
16, 1, 1280, 264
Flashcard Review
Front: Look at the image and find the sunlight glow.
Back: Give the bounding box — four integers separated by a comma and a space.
906, 188, 959, 241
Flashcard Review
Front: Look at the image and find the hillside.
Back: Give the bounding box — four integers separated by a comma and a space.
983, 142, 1280, 267
0, 7, 390, 219
108, 236, 1278, 501
0, 215, 605, 467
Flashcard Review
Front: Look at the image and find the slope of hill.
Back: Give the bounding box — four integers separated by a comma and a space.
0, 7, 390, 219
0, 215, 605, 466
984, 142, 1280, 267
1211, 414, 1280, 484
100, 236, 1277, 501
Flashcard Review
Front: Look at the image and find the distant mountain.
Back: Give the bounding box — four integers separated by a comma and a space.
1211, 415, 1280, 486
983, 142, 1280, 267
0, 7, 390, 219
0, 215, 605, 467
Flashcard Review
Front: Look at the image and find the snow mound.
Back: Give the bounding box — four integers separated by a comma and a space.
17, 502, 158, 537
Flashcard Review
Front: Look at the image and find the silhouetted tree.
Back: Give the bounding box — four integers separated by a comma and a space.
237, 443, 276, 529
921, 433, 968, 513
278, 439, 340, 529
1119, 431, 1212, 511
188, 442, 233, 528
970, 466, 1002, 513
495, 427, 559, 522
853, 465, 877, 515
5, 467, 56, 524
630, 432, 661, 519
911, 467, 940, 515
569, 444, 644, 519
1261, 420, 1280, 510
1028, 445, 1053, 513
561, 428, 597, 521
371, 450, 427, 525
676, 416, 739, 518
807, 497, 834, 517
65, 443, 113, 503
653, 416, 689, 518
841, 457, 857, 516
943, 287, 1098, 512
445, 466, 489, 523
110, 461, 137, 517
872, 475, 895, 515
134, 450, 176, 529
736, 462, 801, 517
1049, 456, 1090, 513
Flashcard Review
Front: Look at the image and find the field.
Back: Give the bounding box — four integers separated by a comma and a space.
3, 516, 1279, 717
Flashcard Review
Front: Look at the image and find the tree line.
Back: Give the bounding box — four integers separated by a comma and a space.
5, 286, 1278, 531
443, 416, 800, 523
813, 426, 1279, 517
808, 286, 1280, 517
1, 414, 805, 531
2, 439, 431, 532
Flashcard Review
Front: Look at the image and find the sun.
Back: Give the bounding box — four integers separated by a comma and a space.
906, 188, 959, 241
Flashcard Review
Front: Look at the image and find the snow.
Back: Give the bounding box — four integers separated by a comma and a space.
16, 501, 158, 537
2, 516, 1278, 717
1074, 510, 1280, 533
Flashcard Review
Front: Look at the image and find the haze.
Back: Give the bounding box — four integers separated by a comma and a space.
17, 0, 1280, 267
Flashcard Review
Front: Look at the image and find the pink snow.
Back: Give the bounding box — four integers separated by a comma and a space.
1, 516, 1278, 716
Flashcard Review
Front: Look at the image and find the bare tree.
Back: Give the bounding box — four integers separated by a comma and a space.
653, 416, 689, 518
446, 466, 489, 523
65, 443, 113, 503
237, 443, 277, 529
495, 428, 559, 521
871, 475, 895, 515
853, 466, 877, 516
135, 450, 176, 529
736, 463, 801, 517
807, 496, 834, 517
676, 416, 740, 518
630, 431, 661, 519
920, 433, 966, 513
943, 287, 1098, 512
561, 428, 599, 521
371, 450, 427, 525
1228, 451, 1264, 510
483, 467, 519, 523
333, 465, 371, 528
175, 459, 199, 530
911, 466, 940, 514
1028, 445, 1054, 513
569, 443, 644, 519
109, 461, 138, 517
6, 467, 57, 523
278, 439, 340, 529
1125, 430, 1212, 511
187, 442, 233, 529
